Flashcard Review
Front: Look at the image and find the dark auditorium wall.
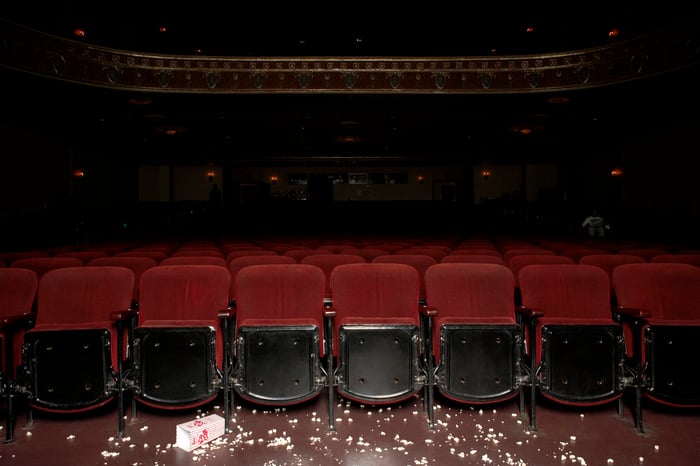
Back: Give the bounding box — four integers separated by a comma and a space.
1, 114, 699, 248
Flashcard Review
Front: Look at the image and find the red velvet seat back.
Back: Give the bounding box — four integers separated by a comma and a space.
616, 248, 668, 261
160, 256, 228, 267
424, 263, 516, 359
225, 249, 279, 263
170, 249, 224, 258
300, 254, 366, 300
35, 266, 134, 327
138, 265, 231, 366
229, 255, 296, 303
0, 268, 38, 375
115, 250, 168, 264
11, 257, 83, 280
87, 256, 157, 302
507, 255, 574, 288
518, 263, 615, 401
448, 248, 502, 257
503, 248, 555, 264
139, 265, 230, 323
282, 249, 329, 263
519, 264, 611, 322
579, 254, 646, 303
0, 251, 48, 265
32, 266, 134, 368
330, 263, 420, 355
559, 248, 611, 263
235, 264, 326, 353
339, 248, 390, 262
651, 254, 700, 267
372, 254, 436, 301
0, 268, 37, 319
440, 254, 506, 265
55, 251, 108, 265
613, 263, 700, 322
395, 248, 447, 262
579, 254, 646, 283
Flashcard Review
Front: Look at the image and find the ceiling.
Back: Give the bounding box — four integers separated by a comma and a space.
2, 4, 693, 57
2, 5, 700, 167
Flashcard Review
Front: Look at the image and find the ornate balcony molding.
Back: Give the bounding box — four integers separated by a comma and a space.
1, 18, 699, 95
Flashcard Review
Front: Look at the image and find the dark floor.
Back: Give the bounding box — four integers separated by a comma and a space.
2, 390, 699, 466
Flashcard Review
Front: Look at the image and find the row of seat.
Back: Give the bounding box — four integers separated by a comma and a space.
5, 249, 700, 308
1, 260, 699, 442
2, 235, 698, 267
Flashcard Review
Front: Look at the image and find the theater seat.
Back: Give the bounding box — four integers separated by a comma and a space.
229, 255, 296, 306
0, 268, 38, 442
126, 265, 233, 432
612, 263, 700, 433
372, 254, 437, 305
232, 264, 327, 410
327, 263, 433, 429
15, 266, 134, 438
424, 263, 525, 410
300, 254, 366, 304
517, 264, 628, 431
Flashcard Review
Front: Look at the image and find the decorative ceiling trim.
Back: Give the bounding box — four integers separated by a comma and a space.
1, 18, 699, 94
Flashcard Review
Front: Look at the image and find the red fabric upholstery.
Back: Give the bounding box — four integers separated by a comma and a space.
651, 254, 700, 267
170, 249, 224, 258
502, 248, 555, 264
138, 265, 231, 367
366, 243, 406, 254
329, 262, 420, 355
372, 254, 436, 301
300, 254, 366, 300
395, 248, 447, 262
559, 248, 612, 263
579, 254, 646, 305
0, 269, 38, 321
612, 263, 700, 408
579, 254, 646, 283
115, 250, 168, 264
507, 255, 575, 288
440, 254, 506, 265
31, 266, 134, 375
616, 248, 669, 261
424, 263, 516, 360
225, 249, 279, 263
55, 251, 108, 265
613, 263, 700, 323
0, 268, 38, 377
235, 264, 326, 353
518, 264, 619, 407
0, 251, 49, 266
328, 262, 423, 406
338, 248, 390, 262
87, 256, 157, 302
282, 249, 329, 262
11, 257, 83, 280
160, 256, 228, 267
34, 266, 134, 328
448, 248, 502, 257
519, 264, 612, 322
229, 255, 296, 303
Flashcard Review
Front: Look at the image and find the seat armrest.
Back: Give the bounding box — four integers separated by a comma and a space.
612, 306, 651, 323
419, 305, 438, 317
218, 307, 235, 320
516, 306, 543, 321
111, 308, 137, 321
0, 313, 35, 328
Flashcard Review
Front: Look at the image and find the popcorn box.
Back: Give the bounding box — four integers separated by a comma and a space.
175, 414, 225, 451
